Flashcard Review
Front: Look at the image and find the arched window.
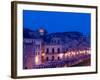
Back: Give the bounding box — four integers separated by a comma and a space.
58, 56, 60, 60
52, 48, 54, 53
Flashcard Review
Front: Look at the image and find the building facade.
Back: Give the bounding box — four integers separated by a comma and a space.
23, 28, 90, 69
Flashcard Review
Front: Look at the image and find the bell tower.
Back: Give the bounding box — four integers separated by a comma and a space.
38, 27, 45, 36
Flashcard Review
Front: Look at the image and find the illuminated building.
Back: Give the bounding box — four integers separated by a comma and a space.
23, 28, 91, 69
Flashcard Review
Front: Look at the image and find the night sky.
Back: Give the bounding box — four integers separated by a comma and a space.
23, 10, 91, 35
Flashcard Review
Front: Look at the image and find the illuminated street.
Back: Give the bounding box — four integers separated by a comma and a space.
32, 49, 91, 68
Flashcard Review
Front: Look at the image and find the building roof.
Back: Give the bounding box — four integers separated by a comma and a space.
23, 28, 90, 46
23, 28, 41, 39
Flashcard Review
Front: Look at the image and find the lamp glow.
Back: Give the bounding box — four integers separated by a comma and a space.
59, 53, 63, 58
35, 55, 39, 65
42, 53, 45, 56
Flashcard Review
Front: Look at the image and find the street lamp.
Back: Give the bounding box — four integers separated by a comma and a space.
35, 55, 39, 65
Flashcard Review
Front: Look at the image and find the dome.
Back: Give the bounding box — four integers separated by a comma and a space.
38, 27, 47, 36
39, 28, 44, 33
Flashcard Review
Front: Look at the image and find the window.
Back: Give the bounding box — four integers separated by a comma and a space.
58, 40, 60, 44
52, 40, 56, 44
52, 40, 54, 43
52, 48, 54, 53
58, 48, 60, 53
46, 57, 49, 61
52, 56, 54, 61
36, 45, 40, 49
46, 48, 49, 53
36, 52, 39, 55
54, 40, 56, 43
58, 56, 60, 60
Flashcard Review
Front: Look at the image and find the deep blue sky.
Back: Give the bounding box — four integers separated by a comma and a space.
23, 10, 91, 35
